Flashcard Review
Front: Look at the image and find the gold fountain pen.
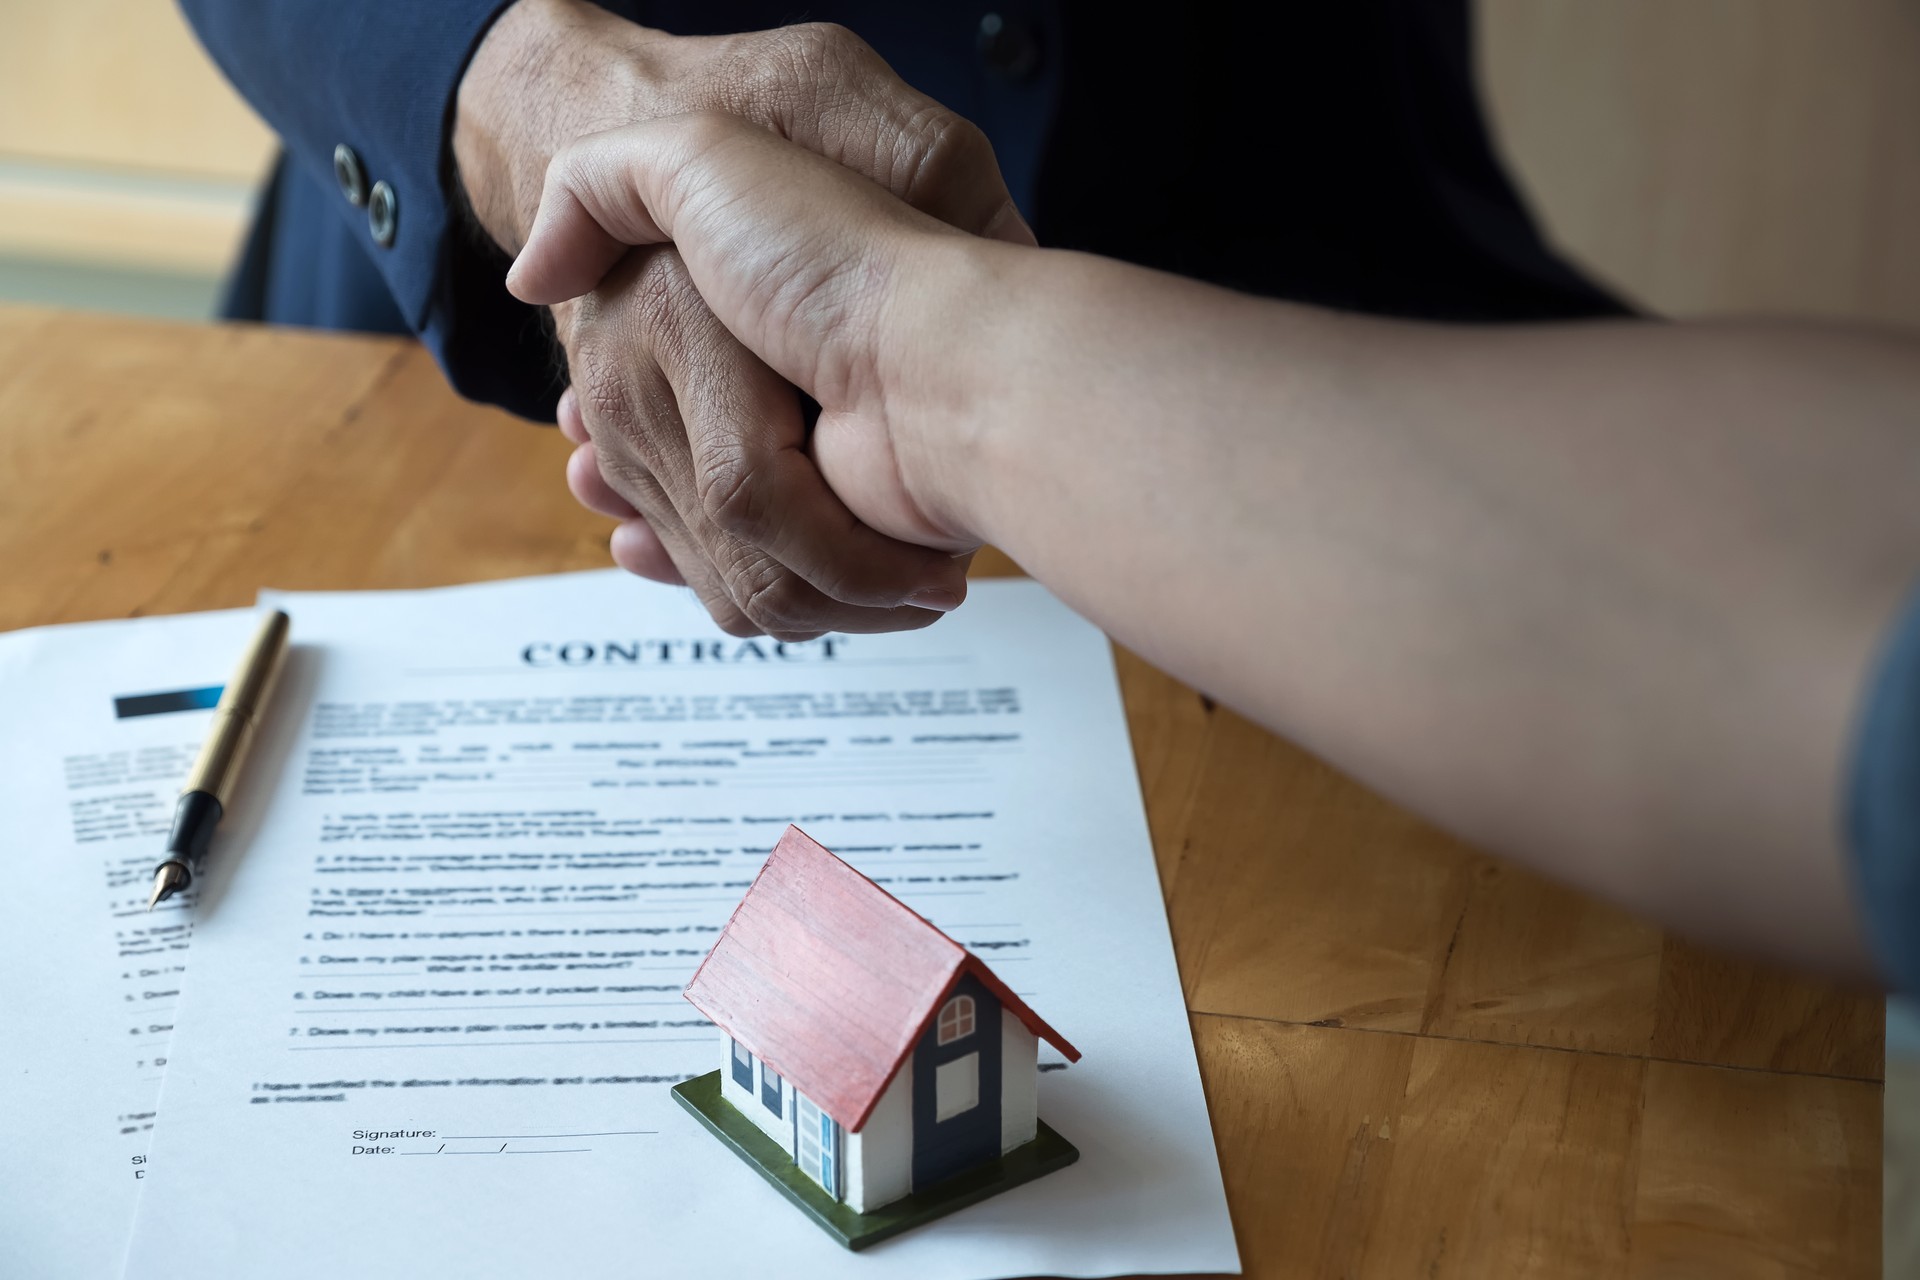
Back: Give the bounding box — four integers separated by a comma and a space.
146, 609, 291, 910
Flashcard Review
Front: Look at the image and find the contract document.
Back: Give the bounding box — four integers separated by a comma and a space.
0, 609, 261, 1278
121, 572, 1238, 1278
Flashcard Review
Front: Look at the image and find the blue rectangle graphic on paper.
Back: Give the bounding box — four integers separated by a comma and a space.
113, 685, 222, 719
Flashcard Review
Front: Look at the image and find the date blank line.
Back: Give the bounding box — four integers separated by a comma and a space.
402, 1145, 595, 1155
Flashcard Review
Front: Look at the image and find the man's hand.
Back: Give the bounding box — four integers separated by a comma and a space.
510, 115, 1005, 552
453, 0, 1031, 639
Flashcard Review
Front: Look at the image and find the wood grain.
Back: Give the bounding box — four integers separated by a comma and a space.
1364, 1036, 1644, 1277
1631, 1061, 1881, 1279
1652, 940, 1887, 1081
1190, 1015, 1882, 1280
0, 307, 1886, 1276
1421, 863, 1664, 1058
1168, 707, 1477, 1033
1190, 1016, 1418, 1280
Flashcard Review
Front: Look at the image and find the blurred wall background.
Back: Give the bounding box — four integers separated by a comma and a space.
4, 1, 1920, 333
1481, 0, 1920, 328
0, 0, 272, 318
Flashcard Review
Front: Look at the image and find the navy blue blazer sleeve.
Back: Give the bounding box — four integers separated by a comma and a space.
178, 0, 583, 418
1849, 580, 1920, 993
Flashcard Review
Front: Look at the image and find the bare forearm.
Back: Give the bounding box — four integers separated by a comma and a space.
507, 116, 1914, 976
908, 243, 1920, 975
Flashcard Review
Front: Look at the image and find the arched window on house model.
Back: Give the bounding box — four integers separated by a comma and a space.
937, 994, 976, 1045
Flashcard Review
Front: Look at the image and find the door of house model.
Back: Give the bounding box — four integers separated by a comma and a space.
795, 1093, 838, 1200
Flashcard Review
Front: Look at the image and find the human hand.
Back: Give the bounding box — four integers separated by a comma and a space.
455, 0, 1032, 637
510, 114, 1018, 553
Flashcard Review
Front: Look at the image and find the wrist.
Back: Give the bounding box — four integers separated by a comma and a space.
453, 0, 657, 254
875, 235, 1041, 549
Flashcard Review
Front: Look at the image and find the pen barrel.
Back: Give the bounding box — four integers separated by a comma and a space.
219, 610, 290, 717
183, 610, 290, 807
183, 707, 261, 806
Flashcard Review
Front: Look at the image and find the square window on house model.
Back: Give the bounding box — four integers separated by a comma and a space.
672, 826, 1082, 1248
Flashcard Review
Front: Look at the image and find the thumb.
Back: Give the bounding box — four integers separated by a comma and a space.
510, 113, 945, 402
506, 124, 676, 306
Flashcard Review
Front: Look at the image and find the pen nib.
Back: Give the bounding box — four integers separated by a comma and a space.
147, 862, 189, 911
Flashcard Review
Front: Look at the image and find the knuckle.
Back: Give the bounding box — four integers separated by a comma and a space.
572, 338, 635, 438
690, 566, 763, 637
679, 110, 745, 158
634, 295, 693, 379
898, 107, 994, 208
697, 449, 771, 539
571, 348, 680, 500
780, 22, 868, 68
619, 250, 708, 376
593, 446, 656, 503
710, 602, 764, 639
726, 23, 876, 114
592, 447, 676, 525
569, 292, 702, 474
726, 552, 827, 642
744, 576, 807, 634
674, 553, 763, 638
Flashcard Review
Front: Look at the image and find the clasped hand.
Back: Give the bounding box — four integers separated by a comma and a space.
509, 115, 998, 572
456, 2, 1031, 640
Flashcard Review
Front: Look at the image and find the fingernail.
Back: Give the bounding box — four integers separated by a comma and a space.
907, 589, 962, 613
983, 201, 1039, 248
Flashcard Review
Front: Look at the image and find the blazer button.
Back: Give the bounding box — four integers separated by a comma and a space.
976, 13, 1042, 82
367, 180, 398, 248
333, 144, 368, 207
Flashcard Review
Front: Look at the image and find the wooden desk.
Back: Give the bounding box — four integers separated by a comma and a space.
0, 306, 1884, 1277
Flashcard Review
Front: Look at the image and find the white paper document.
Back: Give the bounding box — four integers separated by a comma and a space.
71, 572, 1234, 1278
0, 609, 262, 1278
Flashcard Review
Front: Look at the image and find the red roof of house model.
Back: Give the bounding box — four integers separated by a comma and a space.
683, 825, 1079, 1132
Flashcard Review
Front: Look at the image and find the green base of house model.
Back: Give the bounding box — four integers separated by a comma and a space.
671, 1070, 1080, 1251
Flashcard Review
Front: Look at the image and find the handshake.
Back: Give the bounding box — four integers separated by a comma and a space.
516, 113, 1024, 639
460, 6, 1040, 643
454, 2, 1920, 994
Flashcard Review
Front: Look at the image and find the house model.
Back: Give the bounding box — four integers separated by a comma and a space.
672, 825, 1081, 1249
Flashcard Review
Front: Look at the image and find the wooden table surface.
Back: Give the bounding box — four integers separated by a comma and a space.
0, 306, 1885, 1277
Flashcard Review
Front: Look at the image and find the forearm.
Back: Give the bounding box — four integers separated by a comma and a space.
904, 242, 1920, 975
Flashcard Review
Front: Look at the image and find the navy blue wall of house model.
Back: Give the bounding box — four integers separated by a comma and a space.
911, 972, 1002, 1190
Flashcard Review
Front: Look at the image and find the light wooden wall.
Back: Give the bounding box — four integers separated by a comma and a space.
1478, 0, 1920, 329
0, 0, 273, 277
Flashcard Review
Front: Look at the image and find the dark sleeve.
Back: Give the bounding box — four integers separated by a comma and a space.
1848, 580, 1920, 993
177, 0, 581, 419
